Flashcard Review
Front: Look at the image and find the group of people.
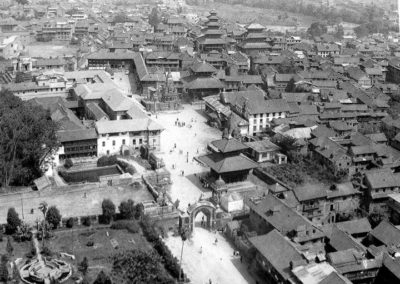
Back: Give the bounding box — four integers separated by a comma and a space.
175, 118, 186, 127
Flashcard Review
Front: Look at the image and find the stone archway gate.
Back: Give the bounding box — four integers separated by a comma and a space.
187, 200, 216, 232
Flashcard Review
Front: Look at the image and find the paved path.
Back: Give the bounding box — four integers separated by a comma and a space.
154, 105, 221, 210
165, 227, 255, 284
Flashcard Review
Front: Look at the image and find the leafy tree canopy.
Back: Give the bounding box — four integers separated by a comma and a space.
102, 199, 116, 224
307, 22, 327, 38
119, 199, 135, 220
94, 270, 112, 284
112, 249, 174, 283
46, 206, 62, 229
6, 207, 21, 234
0, 89, 59, 187
15, 0, 29, 5
149, 7, 161, 28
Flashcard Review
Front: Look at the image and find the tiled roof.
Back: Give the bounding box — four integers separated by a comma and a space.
249, 230, 306, 281
57, 128, 97, 142
211, 138, 248, 153
336, 218, 371, 236
196, 153, 258, 173
293, 184, 327, 201
370, 220, 400, 246
95, 118, 164, 134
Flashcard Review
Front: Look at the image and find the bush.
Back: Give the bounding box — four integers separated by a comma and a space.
97, 155, 118, 167
154, 239, 180, 278
46, 206, 62, 229
118, 199, 135, 219
111, 220, 140, 233
101, 199, 116, 224
117, 160, 136, 175
6, 208, 21, 235
41, 246, 53, 257
81, 217, 91, 227
140, 217, 159, 242
64, 158, 73, 169
66, 218, 74, 228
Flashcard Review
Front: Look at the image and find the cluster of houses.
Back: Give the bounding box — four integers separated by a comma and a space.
3, 0, 400, 283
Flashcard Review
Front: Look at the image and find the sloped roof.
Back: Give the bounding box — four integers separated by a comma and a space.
249, 230, 306, 281
329, 225, 367, 253
336, 218, 371, 236
95, 118, 164, 134
211, 138, 248, 153
196, 153, 258, 173
293, 184, 327, 201
101, 89, 134, 112
185, 77, 224, 90
190, 61, 217, 74
57, 128, 97, 142
370, 220, 400, 246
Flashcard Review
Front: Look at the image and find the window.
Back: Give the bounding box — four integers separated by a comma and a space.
253, 126, 257, 132
112, 140, 115, 146
106, 150, 110, 155
139, 138, 143, 144
122, 139, 125, 145
102, 141, 105, 147
133, 139, 136, 145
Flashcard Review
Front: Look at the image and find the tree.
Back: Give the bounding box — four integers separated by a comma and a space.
46, 206, 61, 229
118, 199, 135, 220
112, 250, 173, 283
148, 7, 161, 29
0, 258, 8, 283
285, 78, 296, 92
6, 238, 13, 256
271, 135, 297, 156
354, 24, 369, 38
102, 199, 116, 224
78, 257, 89, 275
276, 58, 298, 74
368, 208, 388, 228
134, 204, 142, 220
64, 158, 73, 169
93, 270, 112, 284
0, 89, 59, 187
307, 22, 327, 38
335, 25, 344, 39
6, 208, 21, 235
15, 0, 29, 5
66, 218, 74, 228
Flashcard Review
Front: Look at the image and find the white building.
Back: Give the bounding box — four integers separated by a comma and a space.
96, 118, 164, 156
225, 89, 290, 136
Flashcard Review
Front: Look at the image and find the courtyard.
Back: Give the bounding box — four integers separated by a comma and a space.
154, 104, 221, 209
0, 183, 152, 225
154, 105, 258, 284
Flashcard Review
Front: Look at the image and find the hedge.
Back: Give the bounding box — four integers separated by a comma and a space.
140, 217, 188, 281
110, 220, 140, 233
97, 155, 118, 167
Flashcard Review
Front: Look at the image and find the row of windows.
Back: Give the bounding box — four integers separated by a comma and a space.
65, 145, 96, 152
102, 138, 143, 147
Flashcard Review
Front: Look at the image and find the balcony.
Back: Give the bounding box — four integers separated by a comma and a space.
303, 203, 320, 211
